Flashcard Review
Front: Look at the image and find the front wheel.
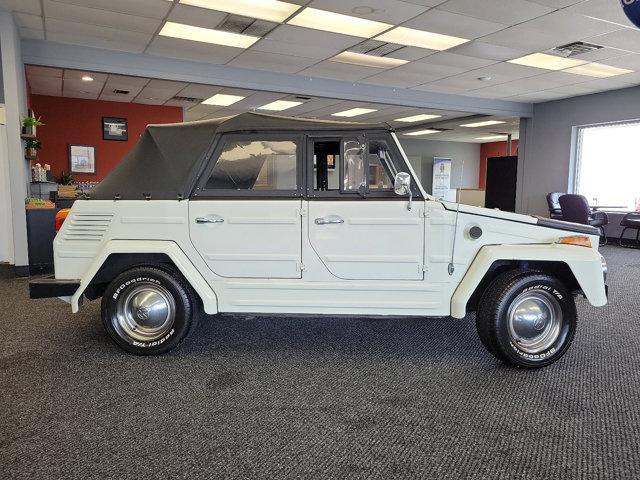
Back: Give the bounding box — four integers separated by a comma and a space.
476, 270, 577, 368
101, 266, 197, 355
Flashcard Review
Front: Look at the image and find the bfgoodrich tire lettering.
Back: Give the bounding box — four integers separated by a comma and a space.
476, 270, 577, 368
101, 266, 197, 355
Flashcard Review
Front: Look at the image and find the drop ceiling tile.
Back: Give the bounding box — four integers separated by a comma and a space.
99, 93, 137, 103
544, 83, 604, 96
528, 0, 583, 6
63, 70, 108, 82
564, 0, 637, 29
229, 51, 319, 74
531, 70, 593, 86
284, 98, 343, 115
0, 0, 41, 15
449, 41, 528, 61
27, 75, 62, 96
418, 51, 499, 70
145, 37, 244, 65
175, 84, 223, 100
498, 73, 584, 90
577, 77, 638, 91
390, 46, 435, 61
397, 0, 449, 6
26, 65, 62, 78
265, 25, 362, 51
135, 88, 180, 103
145, 79, 189, 92
234, 92, 288, 109
63, 78, 104, 94
43, 0, 162, 34
20, 28, 45, 40
133, 97, 168, 105
412, 80, 472, 93
570, 47, 630, 63
184, 109, 209, 122
14, 12, 42, 30
599, 54, 640, 71
298, 61, 382, 81
436, 0, 553, 25
471, 62, 547, 80
308, 0, 429, 24
405, 9, 508, 39
63, 90, 99, 100
49, 0, 171, 19
362, 70, 444, 88
45, 19, 152, 53
251, 38, 342, 60
522, 9, 623, 38
507, 91, 568, 102
464, 83, 532, 98
479, 25, 575, 53
106, 74, 149, 89
166, 4, 228, 31
587, 29, 640, 55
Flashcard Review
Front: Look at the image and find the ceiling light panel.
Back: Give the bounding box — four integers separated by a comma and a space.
287, 8, 391, 38
460, 120, 506, 128
404, 129, 440, 136
508, 53, 586, 71
331, 108, 378, 117
331, 51, 409, 68
564, 62, 633, 78
395, 114, 442, 122
178, 0, 301, 23
258, 100, 303, 111
476, 135, 507, 140
202, 93, 245, 106
375, 27, 468, 51
159, 22, 259, 48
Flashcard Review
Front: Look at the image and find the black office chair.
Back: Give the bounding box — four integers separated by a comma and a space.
546, 192, 564, 220
619, 212, 640, 248
558, 194, 609, 246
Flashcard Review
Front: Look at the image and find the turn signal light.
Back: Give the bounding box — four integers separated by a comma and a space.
558, 235, 592, 248
55, 209, 70, 232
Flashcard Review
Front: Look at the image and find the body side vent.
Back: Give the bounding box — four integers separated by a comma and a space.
63, 213, 114, 242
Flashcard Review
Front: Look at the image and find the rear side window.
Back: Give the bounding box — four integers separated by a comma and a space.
205, 139, 297, 191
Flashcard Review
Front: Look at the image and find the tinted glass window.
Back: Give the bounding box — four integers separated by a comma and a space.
206, 140, 297, 190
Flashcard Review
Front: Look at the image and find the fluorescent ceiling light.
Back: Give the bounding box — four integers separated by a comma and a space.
508, 53, 585, 71
178, 0, 301, 23
81, 75, 94, 82
395, 114, 442, 123
375, 27, 468, 51
159, 21, 259, 49
258, 100, 303, 111
564, 62, 633, 78
331, 108, 377, 118
460, 120, 506, 128
404, 129, 440, 136
202, 93, 245, 106
288, 8, 391, 38
476, 135, 507, 141
331, 51, 408, 69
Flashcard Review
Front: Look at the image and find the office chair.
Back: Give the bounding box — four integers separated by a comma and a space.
558, 194, 608, 246
546, 192, 564, 220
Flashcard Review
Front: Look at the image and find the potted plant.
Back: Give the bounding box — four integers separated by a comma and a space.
25, 139, 42, 159
57, 171, 77, 198
21, 115, 44, 138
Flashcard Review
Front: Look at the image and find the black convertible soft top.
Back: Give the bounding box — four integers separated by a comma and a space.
90, 112, 390, 200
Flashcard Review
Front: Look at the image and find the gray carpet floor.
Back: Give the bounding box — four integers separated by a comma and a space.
1, 246, 639, 479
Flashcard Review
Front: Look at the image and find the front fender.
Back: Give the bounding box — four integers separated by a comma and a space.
70, 240, 218, 314
450, 244, 607, 319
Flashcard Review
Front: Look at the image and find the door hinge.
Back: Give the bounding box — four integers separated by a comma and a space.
297, 261, 306, 272
423, 209, 430, 218
422, 264, 429, 273
298, 208, 307, 217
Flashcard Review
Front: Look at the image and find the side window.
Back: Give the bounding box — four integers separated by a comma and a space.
368, 139, 397, 190
206, 139, 297, 191
343, 139, 366, 192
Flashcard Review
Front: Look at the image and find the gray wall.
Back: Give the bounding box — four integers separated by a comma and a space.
398, 137, 481, 193
520, 85, 640, 217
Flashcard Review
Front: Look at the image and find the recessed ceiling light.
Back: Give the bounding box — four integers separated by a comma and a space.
287, 8, 391, 38
331, 107, 377, 118
81, 75, 94, 82
202, 93, 245, 106
460, 120, 506, 128
403, 129, 440, 136
395, 113, 442, 123
178, 0, 301, 23
478, 76, 492, 82
159, 21, 259, 48
476, 135, 508, 141
564, 62, 633, 78
375, 26, 468, 51
258, 100, 303, 111
508, 52, 585, 71
331, 51, 409, 69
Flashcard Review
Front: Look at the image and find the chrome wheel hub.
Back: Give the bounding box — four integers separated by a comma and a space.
507, 290, 562, 354
114, 283, 175, 342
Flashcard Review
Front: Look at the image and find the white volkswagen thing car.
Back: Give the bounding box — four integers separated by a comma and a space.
30, 113, 608, 368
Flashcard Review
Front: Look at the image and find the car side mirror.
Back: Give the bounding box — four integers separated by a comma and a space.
394, 172, 413, 211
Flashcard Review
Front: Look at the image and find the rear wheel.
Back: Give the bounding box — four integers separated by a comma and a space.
101, 266, 197, 355
476, 270, 577, 368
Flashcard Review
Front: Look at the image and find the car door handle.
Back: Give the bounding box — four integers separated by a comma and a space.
315, 215, 344, 225
195, 216, 224, 224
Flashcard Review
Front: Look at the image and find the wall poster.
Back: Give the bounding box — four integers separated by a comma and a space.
432, 157, 452, 200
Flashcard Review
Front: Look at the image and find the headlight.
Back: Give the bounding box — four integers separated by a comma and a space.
601, 255, 608, 283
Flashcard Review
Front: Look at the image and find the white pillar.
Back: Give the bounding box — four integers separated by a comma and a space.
0, 11, 29, 273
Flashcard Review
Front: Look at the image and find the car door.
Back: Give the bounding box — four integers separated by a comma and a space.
307, 133, 425, 280
189, 133, 304, 279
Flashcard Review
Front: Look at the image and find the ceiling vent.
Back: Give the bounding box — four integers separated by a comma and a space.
171, 95, 204, 104
217, 15, 276, 37
350, 39, 404, 57
295, 96, 312, 100
549, 41, 603, 58
113, 89, 130, 95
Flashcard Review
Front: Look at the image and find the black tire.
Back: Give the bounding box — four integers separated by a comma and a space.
101, 266, 197, 355
476, 269, 577, 368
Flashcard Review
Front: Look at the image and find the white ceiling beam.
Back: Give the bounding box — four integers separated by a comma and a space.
21, 39, 533, 118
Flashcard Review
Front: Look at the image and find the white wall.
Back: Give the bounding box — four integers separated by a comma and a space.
520, 85, 640, 217
398, 137, 481, 194
0, 119, 13, 263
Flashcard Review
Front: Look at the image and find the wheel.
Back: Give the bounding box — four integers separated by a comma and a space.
476, 269, 577, 368
101, 266, 197, 355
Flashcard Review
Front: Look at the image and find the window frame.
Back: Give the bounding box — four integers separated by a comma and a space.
192, 132, 305, 199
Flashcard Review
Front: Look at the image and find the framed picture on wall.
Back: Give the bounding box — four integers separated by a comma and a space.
69, 144, 96, 174
102, 117, 128, 141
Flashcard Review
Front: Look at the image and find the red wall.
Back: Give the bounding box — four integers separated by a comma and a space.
479, 140, 519, 189
29, 95, 183, 181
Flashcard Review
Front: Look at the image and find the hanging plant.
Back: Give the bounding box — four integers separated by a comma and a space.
25, 139, 42, 158
21, 115, 44, 137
